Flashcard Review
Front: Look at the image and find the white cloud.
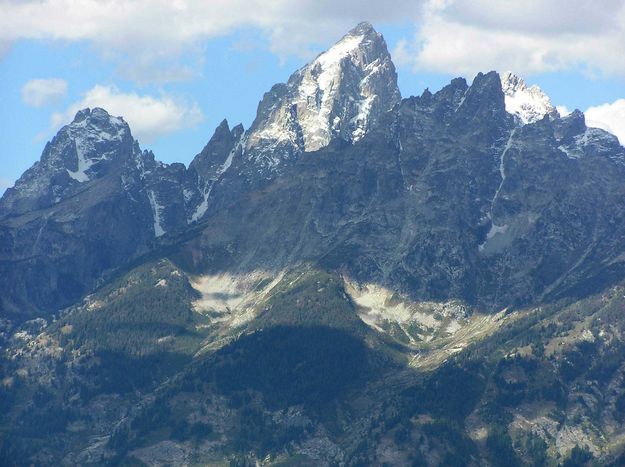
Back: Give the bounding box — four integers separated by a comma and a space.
397, 0, 625, 77
443, 0, 624, 35
50, 85, 204, 143
21, 78, 67, 107
391, 38, 413, 68
585, 99, 625, 145
0, 0, 423, 82
556, 106, 571, 117
2, 1, 624, 82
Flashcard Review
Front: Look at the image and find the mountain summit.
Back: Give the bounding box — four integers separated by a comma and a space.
501, 71, 558, 124
1, 24, 624, 319
243, 22, 401, 170
0, 108, 137, 216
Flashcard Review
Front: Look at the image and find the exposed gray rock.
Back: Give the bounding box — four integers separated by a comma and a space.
2, 24, 625, 321
241, 21, 401, 175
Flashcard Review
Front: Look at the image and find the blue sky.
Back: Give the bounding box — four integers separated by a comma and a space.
1, 0, 624, 193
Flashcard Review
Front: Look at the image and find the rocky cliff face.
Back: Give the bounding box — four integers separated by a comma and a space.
2, 24, 625, 318
175, 69, 625, 310
242, 21, 401, 173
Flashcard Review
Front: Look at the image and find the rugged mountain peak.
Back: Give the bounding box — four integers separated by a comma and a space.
0, 107, 136, 216
187, 119, 245, 222
213, 118, 232, 136
244, 22, 401, 169
501, 71, 557, 124
557, 109, 587, 138
451, 71, 507, 123
62, 107, 132, 180
347, 20, 376, 36
554, 108, 625, 161
190, 120, 233, 171
189, 119, 244, 184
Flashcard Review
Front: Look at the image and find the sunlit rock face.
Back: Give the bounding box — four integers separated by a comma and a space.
243, 21, 401, 172
3, 24, 625, 322
501, 71, 558, 124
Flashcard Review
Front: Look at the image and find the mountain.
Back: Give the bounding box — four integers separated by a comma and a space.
501, 71, 558, 124
174, 69, 625, 311
242, 22, 401, 172
0, 108, 198, 317
2, 22, 625, 466
1, 108, 137, 215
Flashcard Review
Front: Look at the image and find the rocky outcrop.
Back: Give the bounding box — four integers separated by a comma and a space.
2, 25, 625, 319
242, 21, 401, 173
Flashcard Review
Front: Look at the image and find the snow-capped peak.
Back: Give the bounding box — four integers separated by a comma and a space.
64, 108, 130, 182
312, 25, 368, 92
501, 72, 557, 124
293, 23, 387, 150
245, 22, 400, 168
0, 107, 138, 215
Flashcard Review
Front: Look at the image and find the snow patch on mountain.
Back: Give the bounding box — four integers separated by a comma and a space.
293, 26, 391, 151
191, 270, 286, 332
244, 22, 400, 170
480, 129, 517, 251
147, 189, 165, 237
343, 278, 470, 345
190, 134, 242, 223
558, 127, 624, 161
501, 72, 556, 124
315, 34, 364, 91
63, 109, 128, 183
66, 151, 95, 182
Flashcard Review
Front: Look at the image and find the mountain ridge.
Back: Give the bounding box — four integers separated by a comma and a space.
3, 22, 625, 467
1, 23, 625, 319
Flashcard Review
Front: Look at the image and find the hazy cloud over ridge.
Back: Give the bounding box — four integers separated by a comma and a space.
395, 0, 625, 77
49, 85, 203, 143
586, 99, 625, 144
2, 0, 624, 80
0, 0, 421, 81
21, 78, 67, 107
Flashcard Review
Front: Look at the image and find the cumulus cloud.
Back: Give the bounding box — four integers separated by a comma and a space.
585, 99, 625, 145
395, 0, 625, 77
50, 85, 204, 143
556, 106, 571, 117
443, 0, 623, 35
0, 0, 422, 82
21, 78, 67, 107
2, 1, 625, 82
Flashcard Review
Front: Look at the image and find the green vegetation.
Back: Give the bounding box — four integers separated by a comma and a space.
252, 267, 366, 331
561, 445, 593, 467
211, 325, 374, 410
486, 425, 520, 467
4, 268, 625, 465
57, 260, 206, 358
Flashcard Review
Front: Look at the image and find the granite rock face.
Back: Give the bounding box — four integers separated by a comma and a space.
178, 70, 625, 310
242, 21, 401, 174
2, 24, 625, 318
